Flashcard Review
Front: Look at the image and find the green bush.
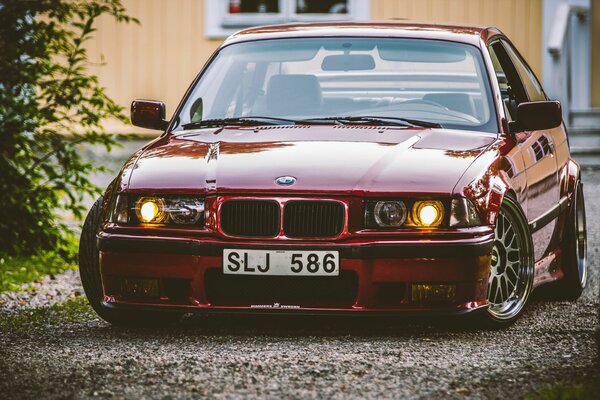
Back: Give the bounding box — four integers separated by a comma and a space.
0, 0, 137, 256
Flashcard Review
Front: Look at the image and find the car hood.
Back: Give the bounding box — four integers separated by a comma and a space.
125, 126, 496, 196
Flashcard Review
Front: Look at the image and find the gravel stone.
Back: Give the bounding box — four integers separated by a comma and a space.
0, 170, 598, 399
0, 269, 83, 314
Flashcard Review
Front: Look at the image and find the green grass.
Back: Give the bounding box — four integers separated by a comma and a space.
0, 296, 94, 332
526, 383, 600, 400
0, 242, 78, 293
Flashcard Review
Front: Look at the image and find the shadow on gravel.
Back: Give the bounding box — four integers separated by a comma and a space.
90, 311, 505, 339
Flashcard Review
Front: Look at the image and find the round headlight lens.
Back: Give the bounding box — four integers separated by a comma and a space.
168, 198, 205, 225
140, 201, 159, 222
419, 205, 438, 225
374, 201, 407, 227
136, 198, 165, 223
411, 200, 444, 227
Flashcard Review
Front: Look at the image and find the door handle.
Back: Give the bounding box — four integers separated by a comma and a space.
548, 141, 555, 155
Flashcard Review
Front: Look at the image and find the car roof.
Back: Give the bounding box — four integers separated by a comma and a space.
223, 21, 503, 48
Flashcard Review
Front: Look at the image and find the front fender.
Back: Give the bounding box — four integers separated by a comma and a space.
452, 141, 525, 226
561, 158, 581, 202
98, 145, 150, 223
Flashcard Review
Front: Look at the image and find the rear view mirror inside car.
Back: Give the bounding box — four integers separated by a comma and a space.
321, 54, 376, 71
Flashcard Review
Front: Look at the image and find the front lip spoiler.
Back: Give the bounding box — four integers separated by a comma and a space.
97, 234, 494, 258
101, 301, 488, 318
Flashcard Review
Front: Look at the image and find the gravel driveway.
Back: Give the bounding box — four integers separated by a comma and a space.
0, 168, 598, 400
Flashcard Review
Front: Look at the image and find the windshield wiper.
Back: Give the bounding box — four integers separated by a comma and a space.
303, 116, 442, 128
181, 116, 302, 130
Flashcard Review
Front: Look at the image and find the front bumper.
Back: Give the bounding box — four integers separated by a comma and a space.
97, 231, 493, 315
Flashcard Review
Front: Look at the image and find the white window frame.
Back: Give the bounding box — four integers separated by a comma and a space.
205, 0, 371, 39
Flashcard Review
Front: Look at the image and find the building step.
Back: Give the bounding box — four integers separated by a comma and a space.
572, 154, 600, 168
568, 130, 600, 148
569, 108, 600, 130
567, 126, 600, 166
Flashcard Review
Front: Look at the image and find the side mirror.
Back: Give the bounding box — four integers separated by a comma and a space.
131, 100, 169, 130
513, 101, 562, 132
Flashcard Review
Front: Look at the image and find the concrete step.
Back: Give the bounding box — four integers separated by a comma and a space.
571, 147, 600, 156
569, 130, 600, 151
569, 108, 600, 130
567, 127, 600, 166
572, 153, 600, 168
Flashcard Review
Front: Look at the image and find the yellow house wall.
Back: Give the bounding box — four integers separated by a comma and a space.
593, 0, 600, 108
87, 0, 221, 133
87, 0, 544, 133
371, 0, 543, 77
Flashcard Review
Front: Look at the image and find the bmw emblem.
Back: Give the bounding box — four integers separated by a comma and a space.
275, 176, 296, 186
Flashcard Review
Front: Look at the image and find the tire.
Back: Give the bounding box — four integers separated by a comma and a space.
555, 181, 588, 300
481, 195, 535, 328
79, 196, 182, 327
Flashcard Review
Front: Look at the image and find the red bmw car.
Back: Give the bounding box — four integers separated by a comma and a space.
79, 22, 588, 327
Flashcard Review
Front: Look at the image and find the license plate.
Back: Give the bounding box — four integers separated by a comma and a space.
223, 249, 339, 276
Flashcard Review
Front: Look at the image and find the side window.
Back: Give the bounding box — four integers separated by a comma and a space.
488, 42, 528, 121
500, 40, 546, 102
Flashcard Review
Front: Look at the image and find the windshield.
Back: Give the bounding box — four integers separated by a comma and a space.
172, 37, 497, 133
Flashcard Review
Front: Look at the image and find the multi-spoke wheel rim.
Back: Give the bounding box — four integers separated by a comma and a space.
488, 203, 533, 320
575, 186, 588, 287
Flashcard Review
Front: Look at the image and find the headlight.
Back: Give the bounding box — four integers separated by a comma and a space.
137, 197, 166, 223
373, 201, 407, 227
449, 198, 481, 227
109, 195, 129, 224
164, 197, 205, 225
366, 198, 480, 229
109, 194, 205, 226
409, 200, 444, 227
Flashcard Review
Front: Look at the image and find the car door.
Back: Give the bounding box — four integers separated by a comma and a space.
488, 40, 560, 261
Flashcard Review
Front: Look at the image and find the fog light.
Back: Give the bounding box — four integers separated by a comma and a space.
121, 278, 160, 298
411, 284, 456, 303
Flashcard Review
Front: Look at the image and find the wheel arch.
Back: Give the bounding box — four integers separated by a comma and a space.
455, 165, 525, 227
561, 158, 581, 204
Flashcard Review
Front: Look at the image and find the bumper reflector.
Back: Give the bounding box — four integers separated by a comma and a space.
121, 278, 160, 298
411, 284, 456, 303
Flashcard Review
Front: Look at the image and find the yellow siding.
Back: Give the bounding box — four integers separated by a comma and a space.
87, 0, 544, 133
87, 0, 221, 133
370, 0, 543, 77
593, 0, 600, 108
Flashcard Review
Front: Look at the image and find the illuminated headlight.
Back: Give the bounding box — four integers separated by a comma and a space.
109, 195, 205, 225
365, 199, 447, 228
373, 201, 407, 227
409, 200, 444, 227
449, 198, 481, 227
137, 197, 166, 223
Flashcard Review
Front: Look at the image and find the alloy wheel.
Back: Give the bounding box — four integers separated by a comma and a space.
574, 185, 588, 287
487, 201, 533, 321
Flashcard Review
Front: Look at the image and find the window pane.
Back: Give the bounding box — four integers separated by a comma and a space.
501, 40, 546, 102
296, 0, 348, 14
176, 38, 498, 133
229, 0, 279, 14
488, 45, 514, 120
